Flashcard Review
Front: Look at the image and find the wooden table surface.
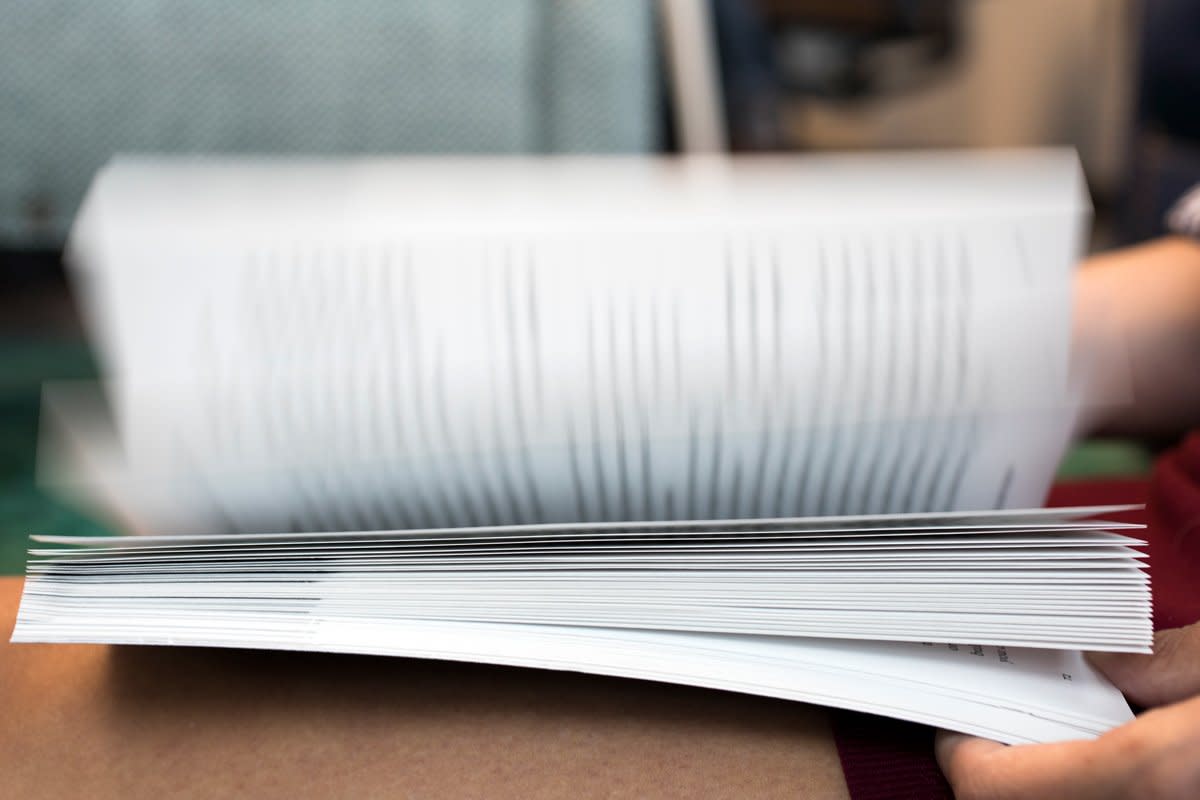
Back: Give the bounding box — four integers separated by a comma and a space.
0, 576, 848, 799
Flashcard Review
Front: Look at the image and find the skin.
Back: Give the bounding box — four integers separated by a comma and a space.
936, 624, 1200, 800
937, 236, 1200, 799
1073, 236, 1200, 437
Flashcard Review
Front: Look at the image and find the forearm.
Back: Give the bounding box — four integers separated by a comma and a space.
1074, 237, 1200, 437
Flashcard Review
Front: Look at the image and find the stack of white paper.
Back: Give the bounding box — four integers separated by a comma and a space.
18, 506, 1149, 652
14, 506, 1146, 744
56, 152, 1090, 536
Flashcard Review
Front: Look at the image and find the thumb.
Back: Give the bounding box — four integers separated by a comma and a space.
935, 729, 1126, 800
1088, 621, 1200, 707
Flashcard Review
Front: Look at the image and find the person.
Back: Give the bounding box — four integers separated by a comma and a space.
937, 233, 1200, 799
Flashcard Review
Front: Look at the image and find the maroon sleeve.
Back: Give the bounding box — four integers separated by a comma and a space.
1146, 430, 1200, 629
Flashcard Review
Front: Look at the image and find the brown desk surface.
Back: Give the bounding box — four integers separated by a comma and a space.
0, 577, 848, 798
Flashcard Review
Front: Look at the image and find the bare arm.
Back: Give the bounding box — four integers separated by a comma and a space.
1075, 236, 1200, 437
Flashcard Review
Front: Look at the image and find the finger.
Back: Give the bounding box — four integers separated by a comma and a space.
935, 729, 1124, 800
1088, 622, 1200, 707
938, 699, 1200, 799
934, 730, 1005, 780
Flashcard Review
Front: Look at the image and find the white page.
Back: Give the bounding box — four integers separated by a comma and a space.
30, 539, 1144, 563
29, 505, 1143, 545
24, 588, 1148, 617
26, 535, 1147, 564
63, 152, 1089, 534
11, 601, 1131, 744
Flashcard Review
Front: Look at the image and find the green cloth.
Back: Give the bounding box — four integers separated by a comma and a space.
0, 339, 113, 575
1056, 439, 1156, 481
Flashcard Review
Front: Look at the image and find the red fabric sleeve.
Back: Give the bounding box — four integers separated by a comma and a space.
1145, 430, 1200, 629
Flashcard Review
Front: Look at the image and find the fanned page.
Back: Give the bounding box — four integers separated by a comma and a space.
65, 152, 1087, 534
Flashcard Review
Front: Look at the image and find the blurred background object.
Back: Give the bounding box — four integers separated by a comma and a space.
0, 1, 657, 247
1, 0, 1186, 570
764, 0, 957, 100
752, 0, 1134, 215
1119, 0, 1200, 243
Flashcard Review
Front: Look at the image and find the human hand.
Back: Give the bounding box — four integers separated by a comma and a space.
935, 622, 1200, 799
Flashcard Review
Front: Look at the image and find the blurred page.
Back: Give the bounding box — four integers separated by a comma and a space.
64, 152, 1089, 533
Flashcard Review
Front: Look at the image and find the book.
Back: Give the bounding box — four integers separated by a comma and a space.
13, 151, 1149, 745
